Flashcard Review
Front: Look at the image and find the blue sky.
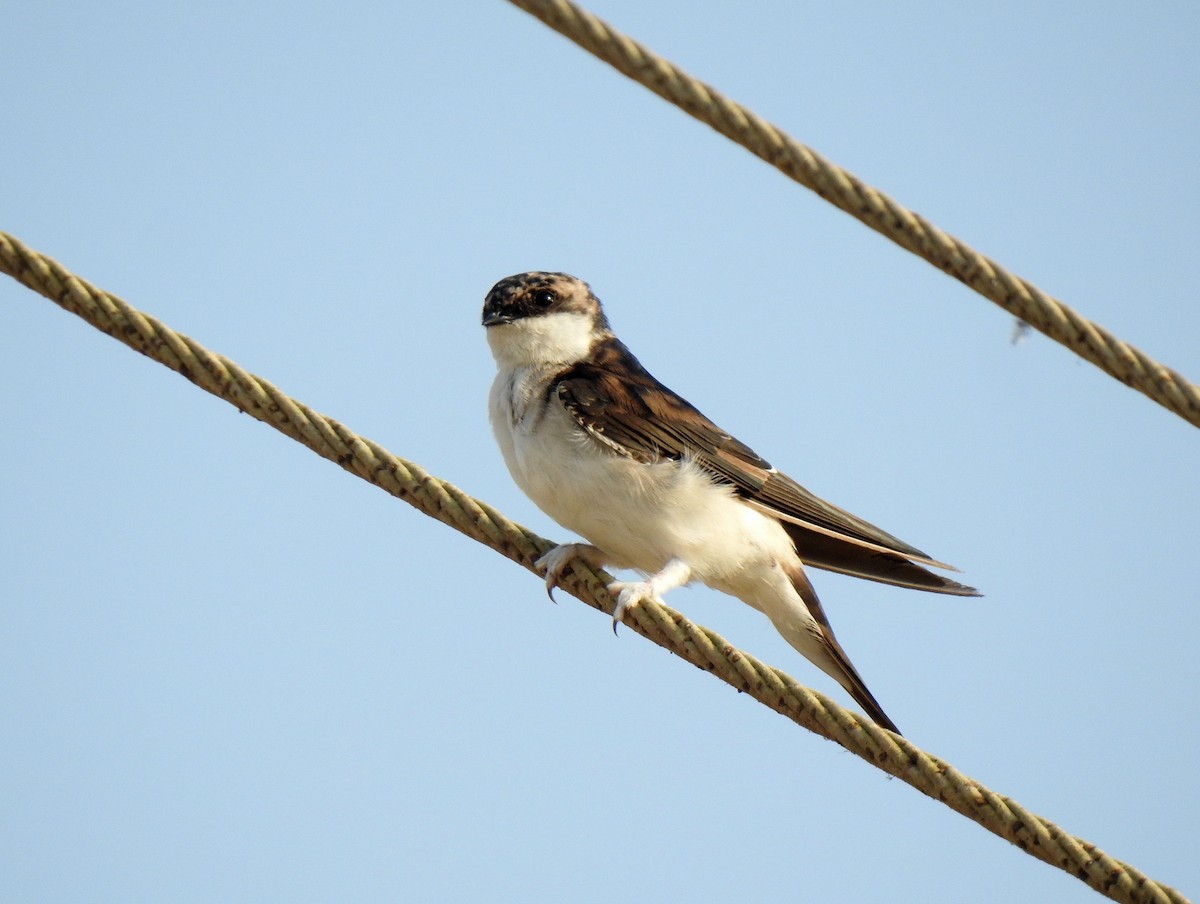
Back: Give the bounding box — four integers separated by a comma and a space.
2, 3, 1197, 902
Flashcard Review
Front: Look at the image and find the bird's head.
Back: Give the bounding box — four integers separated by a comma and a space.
482, 271, 610, 368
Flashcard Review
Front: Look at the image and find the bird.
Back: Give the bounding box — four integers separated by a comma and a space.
482, 271, 978, 734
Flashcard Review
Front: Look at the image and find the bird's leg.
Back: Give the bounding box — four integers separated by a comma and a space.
608, 557, 692, 634
534, 543, 609, 602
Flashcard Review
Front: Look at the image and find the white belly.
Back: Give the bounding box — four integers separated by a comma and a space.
489, 368, 795, 584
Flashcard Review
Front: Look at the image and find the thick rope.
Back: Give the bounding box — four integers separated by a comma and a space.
504, 0, 1200, 431
0, 232, 1188, 904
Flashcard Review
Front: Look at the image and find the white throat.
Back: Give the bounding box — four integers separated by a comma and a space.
486, 311, 599, 370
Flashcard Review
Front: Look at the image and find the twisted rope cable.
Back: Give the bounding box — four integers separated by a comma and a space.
505, 0, 1200, 430
1, 232, 1188, 904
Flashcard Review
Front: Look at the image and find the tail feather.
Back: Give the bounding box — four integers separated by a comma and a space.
775, 563, 901, 735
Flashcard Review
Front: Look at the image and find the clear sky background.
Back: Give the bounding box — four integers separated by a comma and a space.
2, 3, 1197, 902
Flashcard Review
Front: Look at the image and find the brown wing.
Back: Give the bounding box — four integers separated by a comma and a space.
555, 337, 978, 597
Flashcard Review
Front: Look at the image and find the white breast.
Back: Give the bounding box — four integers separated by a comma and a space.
489, 366, 796, 585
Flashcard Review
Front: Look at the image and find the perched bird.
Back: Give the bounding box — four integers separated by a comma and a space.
482, 272, 978, 734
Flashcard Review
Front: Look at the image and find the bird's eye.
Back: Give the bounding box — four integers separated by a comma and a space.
532, 289, 557, 307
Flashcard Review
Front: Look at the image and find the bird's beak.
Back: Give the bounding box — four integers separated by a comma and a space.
482, 312, 512, 327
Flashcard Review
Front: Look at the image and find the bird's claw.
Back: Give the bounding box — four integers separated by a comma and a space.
607, 581, 661, 635
534, 544, 596, 603
534, 549, 567, 602
534, 546, 664, 635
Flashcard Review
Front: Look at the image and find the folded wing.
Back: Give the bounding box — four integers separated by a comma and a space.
554, 337, 979, 597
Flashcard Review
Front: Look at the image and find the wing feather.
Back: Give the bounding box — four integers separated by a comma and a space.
554, 338, 977, 596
